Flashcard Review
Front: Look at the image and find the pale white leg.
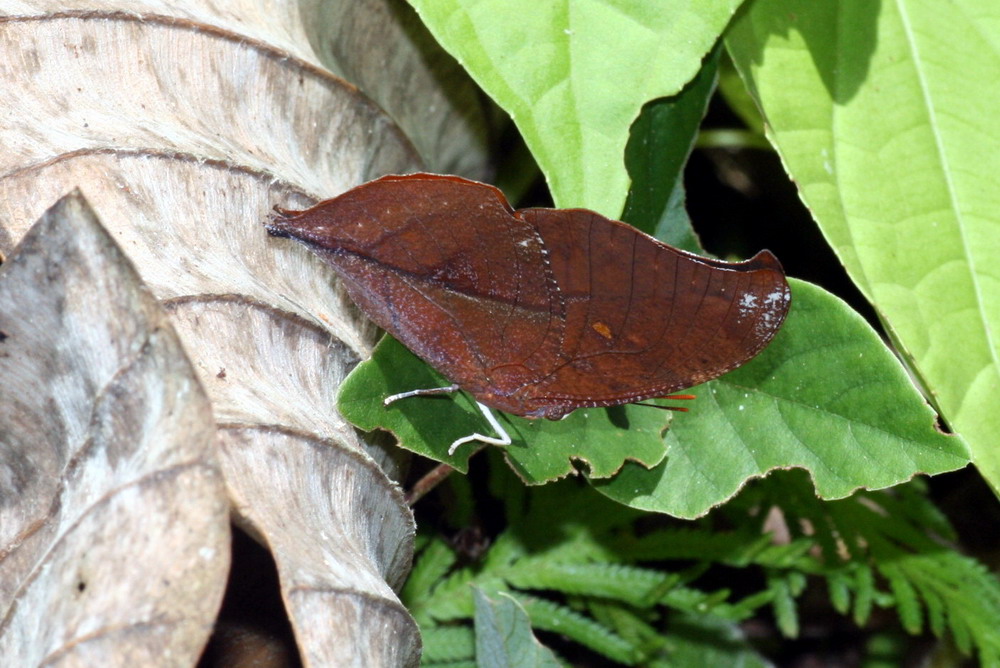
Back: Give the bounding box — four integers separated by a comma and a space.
448, 401, 512, 456
384, 384, 460, 406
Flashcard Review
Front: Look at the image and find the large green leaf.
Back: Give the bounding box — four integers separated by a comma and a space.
594, 280, 969, 519
726, 1, 1000, 489
406, 0, 744, 217
621, 47, 719, 251
337, 336, 669, 483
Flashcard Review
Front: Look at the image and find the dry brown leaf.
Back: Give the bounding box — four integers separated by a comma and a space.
0, 193, 230, 665
0, 3, 492, 665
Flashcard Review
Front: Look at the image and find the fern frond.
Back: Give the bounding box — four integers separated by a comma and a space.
422, 566, 481, 622
652, 613, 771, 668
768, 574, 799, 638
586, 599, 664, 652
660, 585, 732, 616
884, 551, 1000, 665
861, 483, 956, 544
421, 624, 475, 664
513, 592, 644, 665
851, 562, 876, 626
406, 467, 1000, 667
725, 589, 776, 621
922, 583, 946, 638
424, 661, 475, 668
881, 562, 922, 634
777, 479, 1000, 665
825, 568, 852, 615
749, 539, 817, 570
480, 531, 528, 570
403, 535, 458, 612
506, 560, 677, 607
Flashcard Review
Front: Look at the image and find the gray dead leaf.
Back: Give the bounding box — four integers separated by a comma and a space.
0, 193, 230, 666
0, 2, 492, 666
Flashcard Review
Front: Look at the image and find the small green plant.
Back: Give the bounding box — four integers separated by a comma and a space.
405, 463, 1000, 666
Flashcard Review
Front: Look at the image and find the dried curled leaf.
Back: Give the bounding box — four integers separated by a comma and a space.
0, 193, 229, 664
0, 3, 491, 664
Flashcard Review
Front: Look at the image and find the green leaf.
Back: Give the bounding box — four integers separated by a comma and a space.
515, 594, 641, 665
879, 551, 1000, 663
473, 588, 562, 668
715, 54, 765, 138
593, 280, 968, 518
852, 565, 876, 626
655, 613, 771, 668
406, 0, 744, 217
882, 564, 923, 635
726, 0, 1000, 489
661, 586, 757, 622
621, 48, 719, 248
422, 625, 476, 664
402, 535, 458, 618
586, 601, 665, 655
827, 570, 852, 616
923, 585, 946, 640
337, 336, 669, 483
505, 561, 676, 608
769, 575, 799, 638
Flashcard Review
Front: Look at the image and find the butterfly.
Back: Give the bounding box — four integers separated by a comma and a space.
267, 174, 790, 453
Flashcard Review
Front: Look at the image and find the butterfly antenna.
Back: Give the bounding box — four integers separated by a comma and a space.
634, 394, 695, 412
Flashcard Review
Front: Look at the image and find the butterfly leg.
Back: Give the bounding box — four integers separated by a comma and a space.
448, 402, 511, 456
384, 384, 461, 405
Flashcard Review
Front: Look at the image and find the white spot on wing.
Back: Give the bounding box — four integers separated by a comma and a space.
738, 293, 758, 315
750, 287, 791, 336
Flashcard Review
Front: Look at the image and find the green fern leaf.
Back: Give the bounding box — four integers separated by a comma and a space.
652, 613, 771, 668
852, 565, 875, 626
826, 569, 852, 615
724, 590, 776, 621
769, 575, 799, 638
661, 586, 732, 616
481, 532, 529, 570
882, 563, 922, 634
422, 567, 482, 622
949, 608, 974, 656
421, 625, 475, 663
586, 599, 664, 652
513, 593, 643, 665
403, 535, 458, 611
922, 584, 946, 639
892, 551, 1000, 663
899, 486, 957, 542
787, 571, 807, 597
506, 561, 676, 608
750, 540, 816, 570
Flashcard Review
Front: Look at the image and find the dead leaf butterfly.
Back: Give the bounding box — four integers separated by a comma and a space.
267, 174, 790, 452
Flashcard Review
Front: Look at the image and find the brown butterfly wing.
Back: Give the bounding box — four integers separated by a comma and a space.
268, 174, 790, 421
266, 174, 567, 407
510, 208, 791, 418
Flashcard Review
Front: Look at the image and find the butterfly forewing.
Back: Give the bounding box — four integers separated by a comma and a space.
267, 175, 567, 404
